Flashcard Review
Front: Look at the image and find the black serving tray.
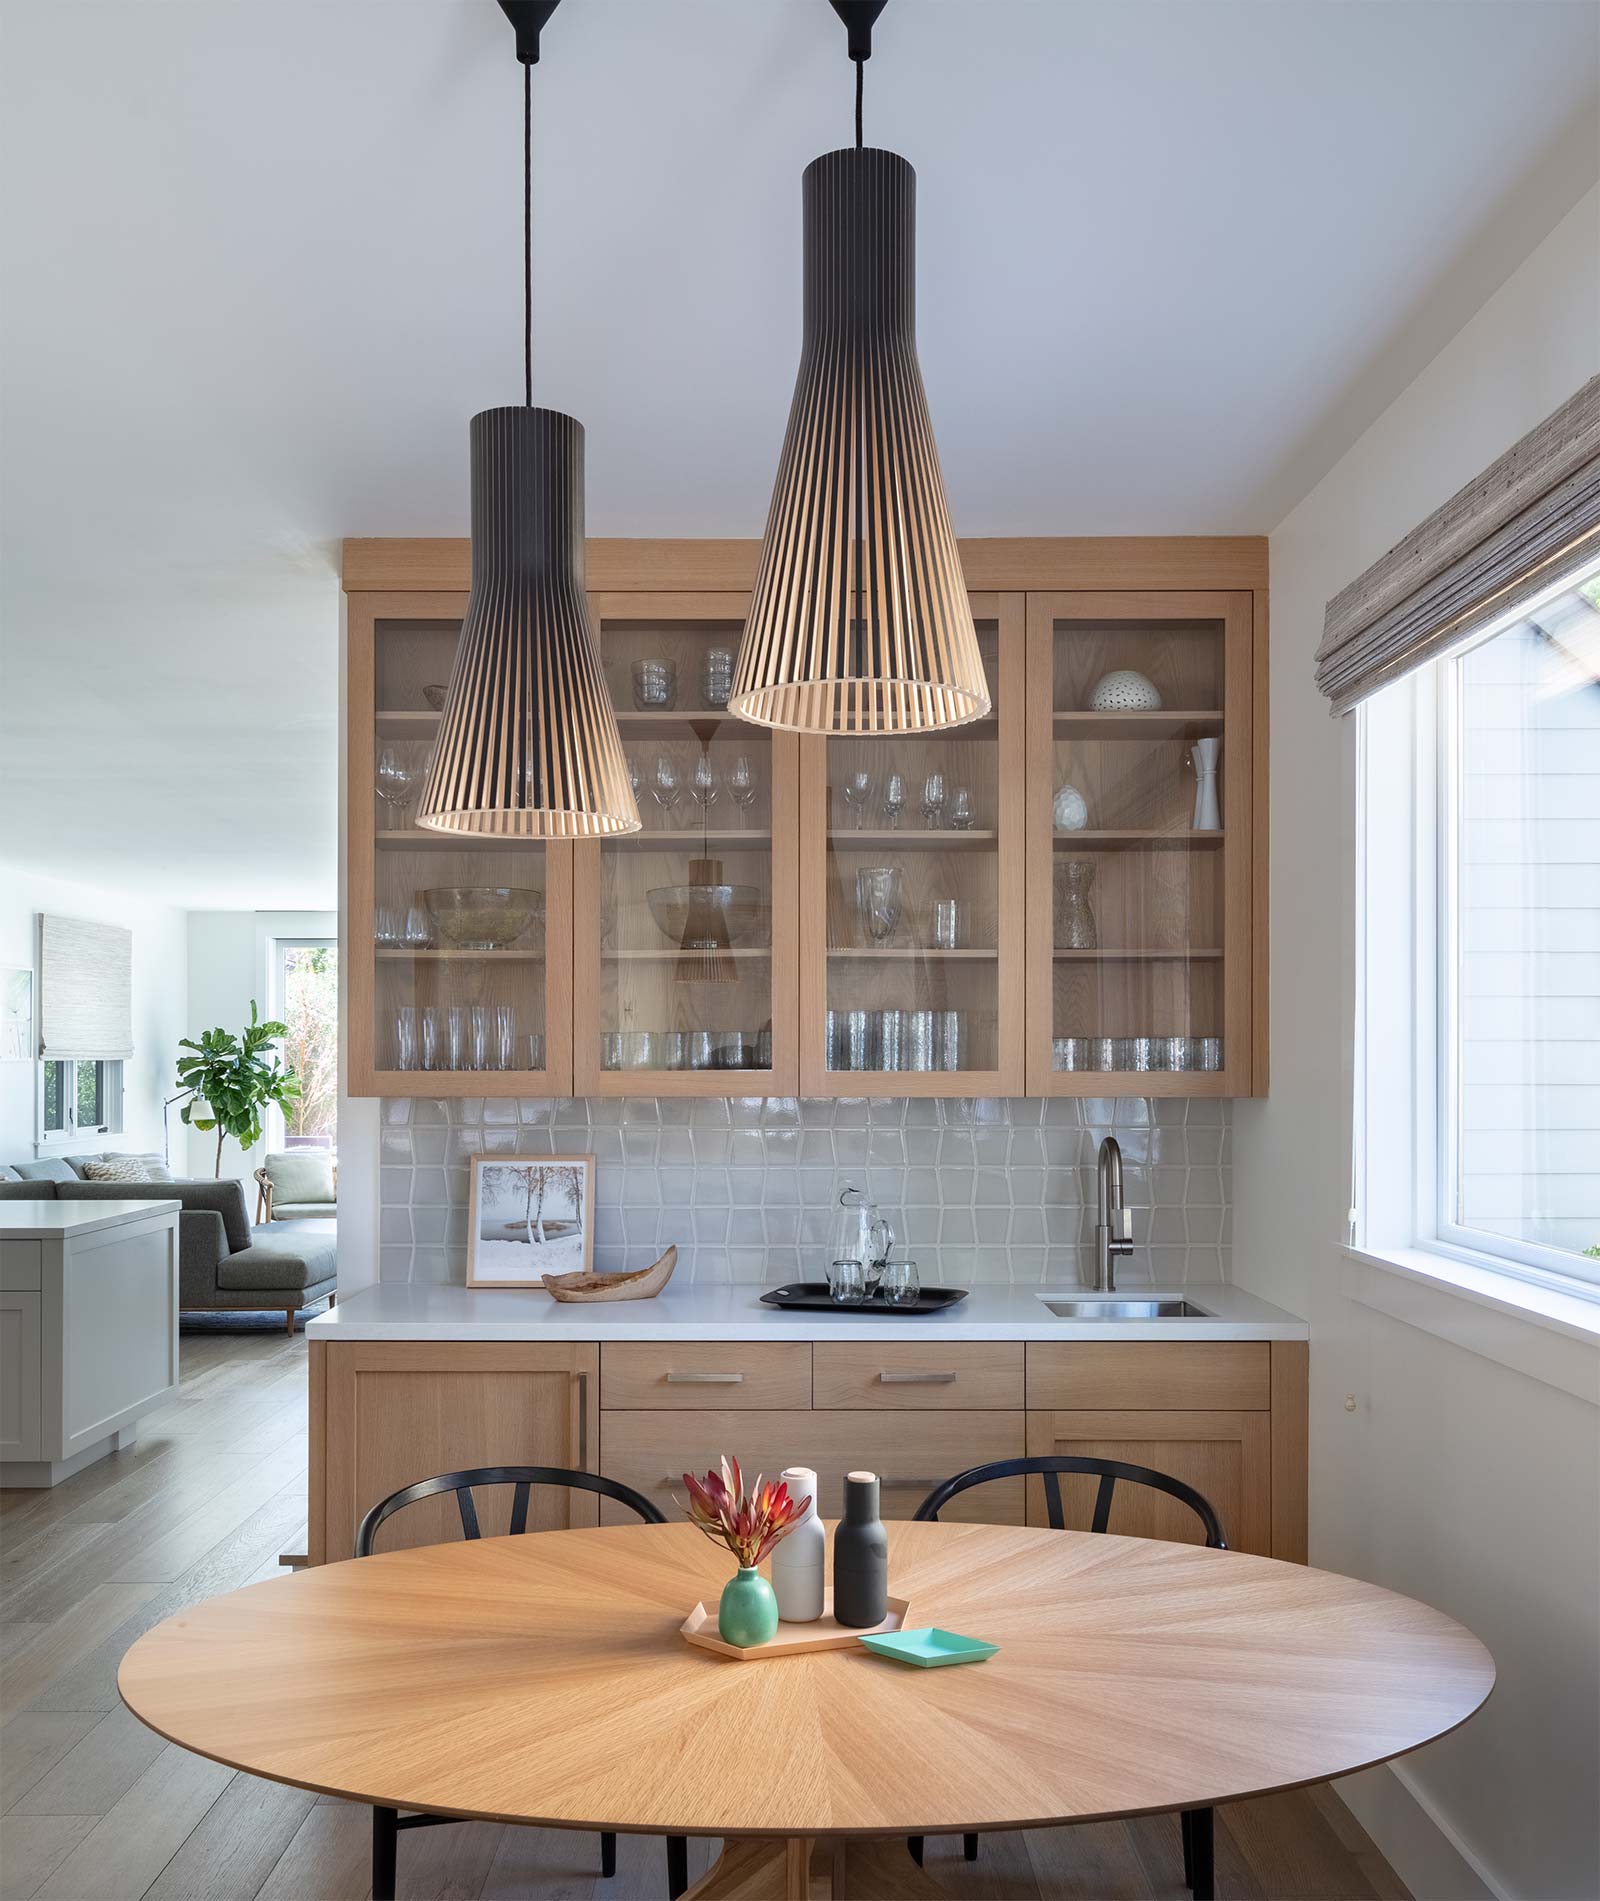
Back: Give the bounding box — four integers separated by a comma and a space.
760, 1282, 969, 1316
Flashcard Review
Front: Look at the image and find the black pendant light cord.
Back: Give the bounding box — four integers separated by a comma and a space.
523, 56, 533, 407
854, 54, 863, 148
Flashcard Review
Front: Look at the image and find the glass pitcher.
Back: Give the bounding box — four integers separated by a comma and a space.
831, 1186, 893, 1292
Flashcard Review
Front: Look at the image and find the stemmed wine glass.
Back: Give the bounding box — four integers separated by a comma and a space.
375, 746, 420, 821
882, 772, 906, 830
727, 756, 757, 814
650, 756, 681, 812
841, 769, 874, 831
921, 771, 947, 829
949, 786, 974, 831
690, 753, 721, 812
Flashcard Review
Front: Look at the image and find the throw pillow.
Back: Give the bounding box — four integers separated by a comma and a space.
81, 1158, 153, 1183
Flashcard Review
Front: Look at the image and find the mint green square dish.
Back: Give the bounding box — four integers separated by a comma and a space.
857, 1627, 999, 1668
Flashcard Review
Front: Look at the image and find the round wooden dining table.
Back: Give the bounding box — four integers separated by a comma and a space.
119, 1520, 1493, 1901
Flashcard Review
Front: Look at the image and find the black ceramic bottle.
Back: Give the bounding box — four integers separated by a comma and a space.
833, 1471, 889, 1627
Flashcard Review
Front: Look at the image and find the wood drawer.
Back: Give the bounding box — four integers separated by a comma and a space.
600, 1409, 1025, 1524
813, 1341, 1023, 1410
1026, 1342, 1270, 1411
601, 1342, 811, 1410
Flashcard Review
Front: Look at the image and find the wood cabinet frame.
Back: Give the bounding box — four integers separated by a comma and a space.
345, 539, 1268, 1098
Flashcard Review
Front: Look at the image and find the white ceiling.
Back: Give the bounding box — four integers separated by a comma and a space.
2, 0, 1595, 909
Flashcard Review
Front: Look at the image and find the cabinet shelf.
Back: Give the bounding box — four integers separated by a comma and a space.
610, 829, 770, 852
374, 948, 544, 961
375, 830, 548, 853
827, 947, 999, 961
1052, 949, 1223, 962
603, 948, 771, 963
1052, 710, 1223, 740
827, 829, 997, 851
1051, 830, 1225, 850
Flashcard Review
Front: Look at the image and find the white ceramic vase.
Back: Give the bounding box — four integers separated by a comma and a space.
1191, 737, 1221, 830
1053, 783, 1088, 831
771, 1465, 825, 1622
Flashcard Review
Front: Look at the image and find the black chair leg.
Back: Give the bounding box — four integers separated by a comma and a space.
1186, 1806, 1214, 1901
964, 1832, 979, 1861
601, 1829, 617, 1878
667, 1833, 689, 1898
372, 1805, 398, 1901
907, 1835, 925, 1866
1181, 1808, 1194, 1888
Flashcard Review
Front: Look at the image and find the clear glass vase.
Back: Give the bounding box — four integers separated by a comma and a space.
1056, 861, 1098, 950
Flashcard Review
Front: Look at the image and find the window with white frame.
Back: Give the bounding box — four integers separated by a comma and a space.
1357, 551, 1600, 1292
39, 1058, 125, 1143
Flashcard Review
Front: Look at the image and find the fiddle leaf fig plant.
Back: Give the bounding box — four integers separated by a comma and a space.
175, 1001, 301, 1178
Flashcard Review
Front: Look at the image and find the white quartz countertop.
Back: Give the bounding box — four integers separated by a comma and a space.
0, 1199, 181, 1240
309, 1280, 1306, 1342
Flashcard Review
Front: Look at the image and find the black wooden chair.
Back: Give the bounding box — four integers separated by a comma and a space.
355, 1466, 690, 1901
910, 1456, 1229, 1901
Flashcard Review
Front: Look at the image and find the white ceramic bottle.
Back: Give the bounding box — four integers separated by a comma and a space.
771, 1466, 825, 1623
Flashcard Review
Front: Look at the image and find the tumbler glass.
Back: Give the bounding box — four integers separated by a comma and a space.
468, 1004, 489, 1073
880, 1259, 921, 1307
493, 1004, 517, 1071
828, 1259, 867, 1306
446, 1006, 468, 1072
394, 1006, 418, 1071
932, 898, 962, 950
876, 1009, 906, 1072
936, 1009, 964, 1071
420, 1007, 442, 1072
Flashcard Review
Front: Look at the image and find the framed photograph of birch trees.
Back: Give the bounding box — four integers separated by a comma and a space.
466, 1152, 595, 1287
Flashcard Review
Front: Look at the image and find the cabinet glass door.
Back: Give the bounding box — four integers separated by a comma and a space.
574, 594, 798, 1094
349, 593, 572, 1096
1025, 591, 1252, 1094
801, 594, 1024, 1095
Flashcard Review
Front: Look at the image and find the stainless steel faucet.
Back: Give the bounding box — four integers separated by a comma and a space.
1093, 1136, 1135, 1292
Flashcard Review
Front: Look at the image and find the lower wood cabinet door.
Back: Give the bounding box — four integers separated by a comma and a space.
600, 1409, 1026, 1526
311, 1342, 599, 1562
1025, 1409, 1271, 1555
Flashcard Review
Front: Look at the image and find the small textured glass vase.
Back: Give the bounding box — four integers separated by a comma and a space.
1056, 860, 1098, 949
718, 1566, 779, 1647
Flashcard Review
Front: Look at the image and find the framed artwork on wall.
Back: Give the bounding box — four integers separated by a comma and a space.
1, 966, 34, 1061
467, 1152, 595, 1288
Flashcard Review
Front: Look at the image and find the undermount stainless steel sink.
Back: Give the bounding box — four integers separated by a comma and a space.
1038, 1297, 1213, 1319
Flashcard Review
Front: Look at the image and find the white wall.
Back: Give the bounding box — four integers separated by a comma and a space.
0, 863, 189, 1168
1235, 188, 1600, 1901
185, 910, 335, 1189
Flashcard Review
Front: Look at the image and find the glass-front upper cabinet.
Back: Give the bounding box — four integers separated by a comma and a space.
573, 594, 799, 1095
800, 594, 1025, 1095
1024, 591, 1254, 1095
347, 594, 573, 1097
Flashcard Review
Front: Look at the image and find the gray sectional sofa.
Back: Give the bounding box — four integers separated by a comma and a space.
0, 1154, 337, 1333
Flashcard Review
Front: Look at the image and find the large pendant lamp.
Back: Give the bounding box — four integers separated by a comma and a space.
728, 0, 988, 735
417, 0, 640, 838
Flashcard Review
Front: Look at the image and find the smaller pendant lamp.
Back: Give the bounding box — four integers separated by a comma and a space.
729, 0, 988, 735
417, 0, 640, 838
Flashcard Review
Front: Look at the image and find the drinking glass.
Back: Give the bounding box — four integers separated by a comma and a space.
882, 772, 906, 830
420, 1007, 442, 1072
631, 658, 677, 710
627, 755, 642, 798
841, 769, 874, 830
689, 753, 721, 811
467, 1004, 489, 1072
494, 1004, 517, 1071
936, 1009, 964, 1071
525, 1031, 546, 1071
920, 771, 947, 828
932, 897, 962, 950
375, 746, 418, 814
650, 756, 681, 811
393, 1006, 418, 1071
403, 904, 432, 949
827, 1259, 867, 1306
374, 905, 399, 948
446, 1006, 468, 1072
727, 755, 757, 812
855, 866, 903, 944
880, 1259, 921, 1307
948, 786, 974, 831
701, 648, 735, 708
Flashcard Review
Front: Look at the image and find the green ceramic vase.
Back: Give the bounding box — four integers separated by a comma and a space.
718, 1566, 779, 1647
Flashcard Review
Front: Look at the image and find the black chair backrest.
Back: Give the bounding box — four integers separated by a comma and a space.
355, 1464, 666, 1558
914, 1455, 1227, 1548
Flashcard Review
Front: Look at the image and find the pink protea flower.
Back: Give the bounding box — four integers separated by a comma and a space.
679, 1454, 812, 1568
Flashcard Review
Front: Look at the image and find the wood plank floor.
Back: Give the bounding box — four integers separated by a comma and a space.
2, 1331, 1409, 1901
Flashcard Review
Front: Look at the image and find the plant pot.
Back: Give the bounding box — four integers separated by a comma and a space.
718, 1567, 779, 1648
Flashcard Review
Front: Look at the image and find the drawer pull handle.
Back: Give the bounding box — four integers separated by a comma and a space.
665, 1371, 746, 1385
877, 1370, 957, 1385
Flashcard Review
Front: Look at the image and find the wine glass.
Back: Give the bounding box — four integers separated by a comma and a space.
626, 755, 642, 799
690, 753, 721, 811
949, 786, 974, 831
650, 756, 681, 811
882, 772, 906, 830
727, 755, 757, 813
920, 771, 947, 828
375, 746, 419, 816
841, 769, 874, 830
855, 866, 904, 945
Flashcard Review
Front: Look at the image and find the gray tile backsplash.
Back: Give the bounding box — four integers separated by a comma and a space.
378, 1096, 1231, 1288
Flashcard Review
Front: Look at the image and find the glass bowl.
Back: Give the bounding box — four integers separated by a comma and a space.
422, 887, 543, 951
646, 884, 766, 951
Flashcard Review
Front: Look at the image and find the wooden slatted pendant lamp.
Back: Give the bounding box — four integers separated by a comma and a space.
729, 0, 988, 736
417, 0, 641, 838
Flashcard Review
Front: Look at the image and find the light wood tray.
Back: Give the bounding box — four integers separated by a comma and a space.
680, 1591, 912, 1661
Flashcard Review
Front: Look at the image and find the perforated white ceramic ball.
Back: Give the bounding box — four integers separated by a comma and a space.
1087, 670, 1162, 711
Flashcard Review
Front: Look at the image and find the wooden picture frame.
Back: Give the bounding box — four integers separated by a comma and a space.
466, 1153, 595, 1289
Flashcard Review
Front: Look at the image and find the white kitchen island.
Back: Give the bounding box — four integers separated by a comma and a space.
1, 1198, 181, 1486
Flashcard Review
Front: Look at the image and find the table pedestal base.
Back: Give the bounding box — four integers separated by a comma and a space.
684, 1835, 945, 1901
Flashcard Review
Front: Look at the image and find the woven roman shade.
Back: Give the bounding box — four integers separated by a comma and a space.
39, 915, 133, 1060
1316, 374, 1600, 714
